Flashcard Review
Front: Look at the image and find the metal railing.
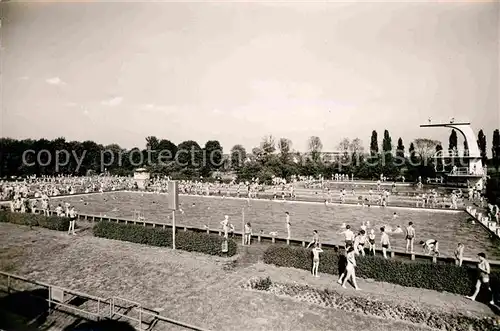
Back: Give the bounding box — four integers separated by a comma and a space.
0, 271, 210, 331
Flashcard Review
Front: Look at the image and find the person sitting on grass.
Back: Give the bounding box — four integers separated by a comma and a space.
420, 239, 439, 256
466, 252, 495, 305
311, 243, 323, 277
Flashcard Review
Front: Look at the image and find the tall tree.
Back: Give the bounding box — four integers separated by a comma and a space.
448, 129, 458, 156
409, 142, 417, 165
477, 129, 487, 165
382, 130, 392, 154
463, 140, 469, 157
435, 144, 443, 171
307, 136, 323, 162
493, 129, 500, 171
395, 137, 405, 167
396, 137, 405, 160
370, 130, 379, 156
382, 129, 393, 166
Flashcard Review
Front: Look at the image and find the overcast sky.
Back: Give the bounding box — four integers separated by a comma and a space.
1, 1, 499, 153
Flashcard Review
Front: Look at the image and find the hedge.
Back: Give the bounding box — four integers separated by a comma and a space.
263, 245, 499, 297
0, 210, 70, 231
93, 221, 238, 257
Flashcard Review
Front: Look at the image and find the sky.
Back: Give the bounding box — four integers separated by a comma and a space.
1, 0, 499, 153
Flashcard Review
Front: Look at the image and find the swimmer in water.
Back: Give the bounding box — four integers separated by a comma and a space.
393, 225, 403, 234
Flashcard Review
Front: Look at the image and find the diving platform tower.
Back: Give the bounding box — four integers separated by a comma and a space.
420, 122, 486, 190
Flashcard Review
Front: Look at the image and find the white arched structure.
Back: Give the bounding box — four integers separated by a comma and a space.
420, 122, 485, 189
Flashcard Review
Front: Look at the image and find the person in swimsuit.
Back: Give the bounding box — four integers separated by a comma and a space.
454, 243, 464, 267
338, 247, 360, 290
405, 222, 415, 253
420, 239, 439, 256
339, 225, 354, 248
311, 243, 323, 277
380, 227, 391, 259
466, 253, 495, 305
307, 230, 320, 249
244, 222, 252, 245
354, 230, 367, 256
368, 229, 376, 255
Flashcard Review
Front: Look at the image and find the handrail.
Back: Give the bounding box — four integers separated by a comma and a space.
0, 271, 210, 331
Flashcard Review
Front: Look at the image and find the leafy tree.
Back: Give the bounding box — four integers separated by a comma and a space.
349, 138, 364, 166
230, 144, 246, 170
145, 136, 160, 150
477, 129, 487, 165
203, 140, 223, 171
338, 138, 350, 161
307, 136, 323, 163
260, 135, 276, 155
277, 138, 292, 163
414, 138, 441, 162
176, 140, 202, 170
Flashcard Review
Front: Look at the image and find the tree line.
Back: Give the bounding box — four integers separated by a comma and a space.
1, 128, 499, 182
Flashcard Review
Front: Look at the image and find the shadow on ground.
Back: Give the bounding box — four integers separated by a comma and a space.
63, 319, 136, 331
0, 288, 49, 330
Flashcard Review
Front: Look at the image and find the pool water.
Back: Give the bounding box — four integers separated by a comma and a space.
59, 192, 500, 260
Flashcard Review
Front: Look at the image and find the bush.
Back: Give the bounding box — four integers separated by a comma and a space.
263, 245, 499, 296
93, 221, 238, 257
0, 211, 70, 231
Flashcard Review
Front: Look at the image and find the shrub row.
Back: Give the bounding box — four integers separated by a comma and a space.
0, 210, 70, 231
245, 277, 499, 331
93, 221, 238, 257
263, 245, 499, 296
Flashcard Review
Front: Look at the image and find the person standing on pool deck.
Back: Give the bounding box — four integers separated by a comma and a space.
68, 206, 77, 236
368, 229, 376, 255
220, 215, 229, 239
405, 222, 415, 253
338, 247, 360, 290
466, 253, 495, 305
354, 230, 367, 256
339, 225, 354, 248
380, 227, 391, 259
306, 230, 320, 248
454, 243, 464, 267
244, 222, 252, 245
311, 243, 323, 277
285, 212, 291, 239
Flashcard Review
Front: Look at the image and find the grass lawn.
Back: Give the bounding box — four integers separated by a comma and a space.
0, 222, 441, 331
